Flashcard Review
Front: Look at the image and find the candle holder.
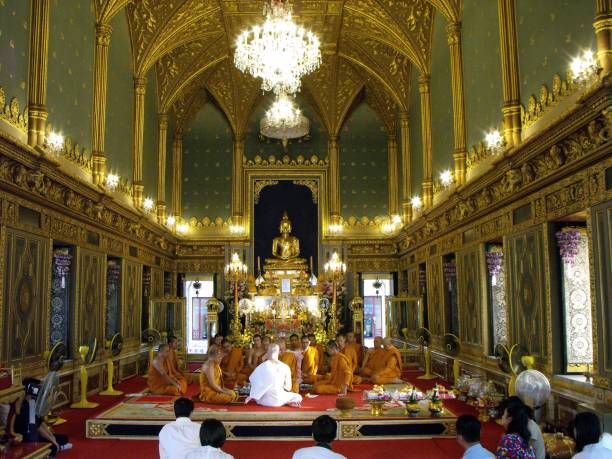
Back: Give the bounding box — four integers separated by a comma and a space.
225, 253, 248, 341
324, 251, 346, 338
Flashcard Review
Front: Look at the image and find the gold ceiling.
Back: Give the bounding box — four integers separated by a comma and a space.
94, 0, 461, 136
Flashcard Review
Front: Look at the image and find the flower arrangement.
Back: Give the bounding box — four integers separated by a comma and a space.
224, 279, 249, 304
555, 228, 583, 264
364, 385, 392, 401
485, 247, 503, 286
319, 278, 346, 303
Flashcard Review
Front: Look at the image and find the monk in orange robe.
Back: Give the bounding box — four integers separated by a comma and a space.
308, 334, 327, 375
346, 331, 364, 366
371, 338, 404, 384
220, 339, 247, 387
247, 334, 267, 371
148, 344, 187, 395
167, 335, 190, 385
300, 336, 318, 384
198, 346, 238, 404
314, 341, 353, 395
360, 336, 386, 378
278, 338, 299, 392
337, 334, 362, 385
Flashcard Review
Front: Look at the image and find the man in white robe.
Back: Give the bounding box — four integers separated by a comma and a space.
246, 344, 303, 407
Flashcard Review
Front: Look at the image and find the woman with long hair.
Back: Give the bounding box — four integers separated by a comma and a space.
572, 412, 612, 458
496, 402, 536, 458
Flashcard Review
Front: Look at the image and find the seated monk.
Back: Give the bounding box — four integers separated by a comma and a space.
167, 335, 190, 385
346, 331, 364, 367
247, 334, 266, 371
371, 338, 404, 385
211, 334, 224, 348
300, 335, 318, 384
220, 339, 247, 387
337, 334, 362, 385
148, 344, 187, 395
314, 341, 352, 396
278, 338, 299, 392
308, 334, 327, 375
197, 346, 238, 404
360, 336, 386, 378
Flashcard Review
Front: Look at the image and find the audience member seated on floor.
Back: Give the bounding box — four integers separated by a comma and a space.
197, 347, 238, 404
168, 335, 189, 385
14, 378, 73, 458
159, 397, 201, 459
360, 336, 385, 378
220, 339, 247, 387
278, 338, 300, 392
572, 412, 612, 458
309, 333, 327, 375
186, 419, 234, 459
301, 335, 318, 384
336, 334, 362, 385
292, 415, 347, 459
456, 414, 495, 459
246, 343, 302, 407
148, 344, 187, 395
503, 396, 545, 459
496, 401, 536, 459
247, 334, 266, 370
313, 341, 352, 396
345, 331, 363, 367
371, 338, 404, 385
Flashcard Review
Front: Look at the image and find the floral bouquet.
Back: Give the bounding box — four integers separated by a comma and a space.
224, 279, 249, 305
364, 385, 392, 401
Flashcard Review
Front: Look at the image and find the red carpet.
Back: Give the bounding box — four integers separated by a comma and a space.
52, 372, 504, 459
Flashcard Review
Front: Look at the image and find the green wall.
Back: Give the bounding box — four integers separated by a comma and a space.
0, 0, 30, 109
47, 0, 93, 149
409, 69, 423, 195
105, 10, 133, 181
340, 103, 388, 219
142, 68, 158, 200
244, 94, 327, 159
429, 11, 454, 176
462, 0, 503, 149
517, 0, 594, 105
182, 104, 232, 220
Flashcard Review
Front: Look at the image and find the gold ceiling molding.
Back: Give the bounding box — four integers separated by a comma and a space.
171, 80, 209, 135
364, 81, 398, 134
94, 0, 131, 24
0, 87, 28, 133
253, 179, 279, 204
426, 0, 461, 23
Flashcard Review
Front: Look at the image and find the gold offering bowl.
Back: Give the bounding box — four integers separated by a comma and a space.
428, 401, 444, 417
368, 400, 386, 416
404, 402, 421, 417
335, 397, 355, 417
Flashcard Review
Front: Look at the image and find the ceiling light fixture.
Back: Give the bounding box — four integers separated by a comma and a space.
485, 129, 504, 150
46, 131, 64, 152
105, 173, 119, 191
260, 93, 309, 146
234, 0, 321, 95
570, 49, 598, 83
143, 198, 154, 211
439, 170, 453, 186
167, 215, 176, 226
411, 196, 422, 209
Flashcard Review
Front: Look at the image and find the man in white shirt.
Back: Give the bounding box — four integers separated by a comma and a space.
159, 397, 201, 459
573, 412, 612, 459
455, 414, 495, 459
292, 415, 347, 459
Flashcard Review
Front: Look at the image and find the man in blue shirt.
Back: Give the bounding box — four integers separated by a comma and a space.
456, 414, 495, 459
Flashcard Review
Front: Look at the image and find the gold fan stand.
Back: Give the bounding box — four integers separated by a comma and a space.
70, 345, 99, 409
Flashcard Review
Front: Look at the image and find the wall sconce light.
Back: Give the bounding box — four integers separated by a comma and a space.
570, 49, 598, 83
411, 196, 422, 210
391, 214, 402, 225
143, 197, 154, 212
105, 173, 119, 191
329, 223, 343, 233
229, 224, 244, 235
439, 169, 453, 187
382, 222, 395, 234
166, 215, 176, 226
176, 223, 188, 234
485, 129, 504, 150
46, 131, 64, 152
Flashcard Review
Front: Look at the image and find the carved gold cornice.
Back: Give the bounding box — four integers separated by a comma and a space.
0, 88, 28, 133
244, 154, 328, 168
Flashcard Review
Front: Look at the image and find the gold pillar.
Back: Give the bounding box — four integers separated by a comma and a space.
595, 0, 612, 75
497, 0, 522, 147
27, 0, 50, 147
328, 134, 340, 224
232, 135, 245, 226
419, 75, 433, 208
399, 111, 412, 221
387, 133, 399, 216
171, 132, 183, 218
132, 77, 146, 207
91, 23, 112, 185
447, 21, 467, 186
156, 113, 168, 223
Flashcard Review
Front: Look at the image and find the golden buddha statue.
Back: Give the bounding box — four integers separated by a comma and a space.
271, 211, 301, 261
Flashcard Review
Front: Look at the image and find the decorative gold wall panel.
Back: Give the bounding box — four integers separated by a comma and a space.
122, 260, 142, 344
1, 229, 49, 366
506, 226, 547, 362
426, 257, 444, 341
151, 267, 164, 298
77, 249, 105, 352
456, 245, 483, 351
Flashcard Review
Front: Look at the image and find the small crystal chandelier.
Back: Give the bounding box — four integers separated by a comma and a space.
234, 0, 321, 95
260, 93, 309, 147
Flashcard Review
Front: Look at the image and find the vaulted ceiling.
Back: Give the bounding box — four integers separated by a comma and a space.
95, 0, 461, 136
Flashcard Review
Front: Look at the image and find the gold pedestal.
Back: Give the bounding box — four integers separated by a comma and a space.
70, 346, 99, 409
418, 347, 436, 380
100, 358, 123, 396
368, 400, 386, 416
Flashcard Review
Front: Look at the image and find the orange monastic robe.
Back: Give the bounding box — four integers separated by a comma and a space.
279, 351, 299, 392
314, 344, 327, 374
301, 346, 318, 384
198, 363, 238, 404
347, 342, 363, 366
360, 348, 386, 377
372, 347, 403, 384
221, 347, 247, 387
314, 353, 353, 395
341, 346, 363, 385
168, 350, 190, 386
148, 359, 186, 395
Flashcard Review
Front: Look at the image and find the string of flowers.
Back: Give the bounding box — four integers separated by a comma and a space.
443, 261, 456, 292
53, 249, 72, 289
485, 247, 503, 286
556, 228, 583, 264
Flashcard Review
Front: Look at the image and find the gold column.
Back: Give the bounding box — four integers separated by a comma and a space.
156, 113, 168, 223
497, 0, 522, 147
399, 111, 412, 221
91, 23, 112, 185
419, 75, 433, 208
595, 0, 612, 75
387, 133, 399, 216
27, 0, 50, 147
447, 21, 467, 186
171, 132, 183, 218
132, 77, 146, 207
328, 134, 340, 224
232, 135, 245, 226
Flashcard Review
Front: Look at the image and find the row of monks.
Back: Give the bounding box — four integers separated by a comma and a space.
147, 332, 404, 404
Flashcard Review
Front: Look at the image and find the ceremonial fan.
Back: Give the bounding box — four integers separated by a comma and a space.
142, 328, 162, 377
100, 333, 124, 396
39, 341, 68, 424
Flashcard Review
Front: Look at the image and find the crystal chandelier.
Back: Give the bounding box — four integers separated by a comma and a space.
260, 93, 309, 143
234, 0, 321, 95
